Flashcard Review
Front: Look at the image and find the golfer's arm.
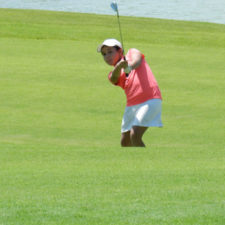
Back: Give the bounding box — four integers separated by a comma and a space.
110, 60, 128, 84
110, 65, 123, 84
129, 50, 142, 69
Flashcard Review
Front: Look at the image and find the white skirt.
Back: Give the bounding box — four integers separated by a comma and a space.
121, 98, 163, 133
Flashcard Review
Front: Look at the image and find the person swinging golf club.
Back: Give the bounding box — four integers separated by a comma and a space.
97, 38, 163, 147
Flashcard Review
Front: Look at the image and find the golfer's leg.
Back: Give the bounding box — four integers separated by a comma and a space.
130, 126, 148, 147
121, 131, 132, 147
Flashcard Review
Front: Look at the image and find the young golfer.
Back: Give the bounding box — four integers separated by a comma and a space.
97, 38, 163, 147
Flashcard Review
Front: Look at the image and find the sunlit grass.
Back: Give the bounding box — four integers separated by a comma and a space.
0, 8, 224, 225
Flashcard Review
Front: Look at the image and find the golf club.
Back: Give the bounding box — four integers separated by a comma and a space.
110, 1, 124, 52
111, 1, 131, 75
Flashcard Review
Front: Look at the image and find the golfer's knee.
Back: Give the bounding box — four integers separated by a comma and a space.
120, 133, 131, 147
130, 129, 140, 142
120, 137, 127, 146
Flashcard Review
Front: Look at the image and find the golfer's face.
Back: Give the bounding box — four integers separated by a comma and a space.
101, 46, 122, 66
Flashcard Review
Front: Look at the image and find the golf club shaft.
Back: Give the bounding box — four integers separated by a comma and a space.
116, 8, 124, 52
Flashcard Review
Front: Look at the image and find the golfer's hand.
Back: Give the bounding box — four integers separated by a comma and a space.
118, 59, 132, 74
110, 59, 128, 84
116, 59, 128, 70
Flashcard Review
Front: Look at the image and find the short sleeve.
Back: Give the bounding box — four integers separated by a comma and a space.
126, 48, 145, 62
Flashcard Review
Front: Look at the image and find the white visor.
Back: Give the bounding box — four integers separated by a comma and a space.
97, 38, 122, 52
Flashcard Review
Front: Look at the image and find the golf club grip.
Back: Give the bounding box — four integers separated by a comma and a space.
124, 56, 129, 77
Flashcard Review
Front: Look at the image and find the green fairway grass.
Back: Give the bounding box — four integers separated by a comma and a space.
0, 8, 224, 225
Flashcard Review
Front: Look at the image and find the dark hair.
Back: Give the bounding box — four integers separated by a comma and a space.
114, 46, 121, 51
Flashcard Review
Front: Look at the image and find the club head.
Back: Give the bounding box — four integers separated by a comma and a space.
110, 1, 118, 12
